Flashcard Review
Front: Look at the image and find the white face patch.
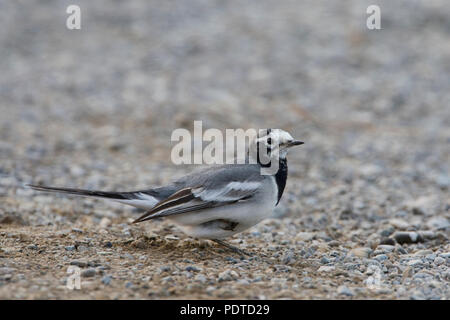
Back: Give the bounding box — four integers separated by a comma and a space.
256, 129, 296, 159
257, 129, 294, 146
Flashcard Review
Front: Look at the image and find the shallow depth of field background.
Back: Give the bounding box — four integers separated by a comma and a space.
0, 1, 448, 299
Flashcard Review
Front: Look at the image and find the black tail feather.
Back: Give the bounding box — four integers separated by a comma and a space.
26, 184, 134, 200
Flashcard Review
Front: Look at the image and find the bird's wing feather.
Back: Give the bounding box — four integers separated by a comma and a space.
132, 179, 261, 223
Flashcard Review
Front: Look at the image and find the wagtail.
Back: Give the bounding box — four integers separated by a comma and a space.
28, 129, 304, 255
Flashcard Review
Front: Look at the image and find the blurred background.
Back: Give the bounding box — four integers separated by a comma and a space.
0, 0, 449, 300
1, 0, 448, 208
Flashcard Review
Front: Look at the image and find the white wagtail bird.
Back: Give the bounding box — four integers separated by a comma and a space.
28, 129, 303, 255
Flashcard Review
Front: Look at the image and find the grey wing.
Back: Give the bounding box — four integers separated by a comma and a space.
132, 164, 263, 223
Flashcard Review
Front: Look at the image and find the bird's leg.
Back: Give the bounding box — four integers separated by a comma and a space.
212, 239, 251, 256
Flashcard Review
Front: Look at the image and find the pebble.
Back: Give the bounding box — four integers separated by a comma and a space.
407, 259, 423, 267
337, 285, 354, 296
158, 266, 171, 273
320, 257, 331, 264
376, 245, 395, 253
374, 254, 388, 262
218, 269, 239, 282
0, 267, 15, 275
425, 254, 436, 261
99, 217, 112, 228
426, 217, 449, 230
396, 246, 408, 255
65, 245, 76, 251
161, 276, 173, 283
81, 268, 96, 278
389, 219, 410, 230
433, 257, 445, 265
394, 232, 423, 244
281, 251, 294, 264
414, 249, 433, 256
380, 227, 394, 237
195, 274, 207, 283
295, 232, 315, 241
405, 196, 437, 216
70, 260, 87, 268
101, 275, 112, 285
379, 238, 396, 246
349, 247, 372, 258
317, 266, 335, 273
185, 266, 202, 272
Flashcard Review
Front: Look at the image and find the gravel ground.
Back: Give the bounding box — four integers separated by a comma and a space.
0, 0, 449, 299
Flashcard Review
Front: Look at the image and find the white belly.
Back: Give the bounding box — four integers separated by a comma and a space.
168, 176, 278, 239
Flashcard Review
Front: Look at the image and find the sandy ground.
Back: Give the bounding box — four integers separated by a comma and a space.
0, 1, 449, 299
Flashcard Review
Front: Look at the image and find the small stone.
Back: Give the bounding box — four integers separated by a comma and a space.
359, 164, 381, 180
379, 238, 396, 246
349, 247, 372, 258
414, 249, 433, 256
282, 251, 294, 264
81, 268, 96, 278
374, 254, 388, 262
426, 217, 449, 230
380, 227, 394, 237
101, 275, 112, 285
434, 257, 445, 265
237, 279, 250, 285
376, 245, 395, 252
425, 254, 436, 261
27, 244, 38, 250
185, 266, 201, 272
71, 228, 83, 233
419, 230, 437, 240
435, 175, 449, 189
158, 266, 171, 273
65, 245, 76, 251
396, 247, 408, 255
317, 266, 335, 273
205, 286, 216, 293
99, 217, 112, 228
70, 260, 87, 268
77, 245, 89, 252
295, 232, 315, 241
320, 257, 331, 264
407, 259, 423, 267
195, 274, 207, 283
0, 267, 15, 275
103, 241, 113, 248
161, 276, 173, 283
328, 240, 341, 247
405, 196, 438, 216
218, 269, 239, 282
394, 232, 423, 244
389, 219, 410, 230
337, 285, 354, 296
132, 238, 148, 249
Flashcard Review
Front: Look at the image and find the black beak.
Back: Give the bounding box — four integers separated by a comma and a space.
287, 140, 304, 147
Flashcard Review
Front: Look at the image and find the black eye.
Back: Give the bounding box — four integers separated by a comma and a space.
267, 137, 272, 145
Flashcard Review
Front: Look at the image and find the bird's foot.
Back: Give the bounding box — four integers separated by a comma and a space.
211, 239, 252, 257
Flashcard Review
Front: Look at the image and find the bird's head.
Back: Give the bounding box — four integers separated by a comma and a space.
249, 129, 304, 165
